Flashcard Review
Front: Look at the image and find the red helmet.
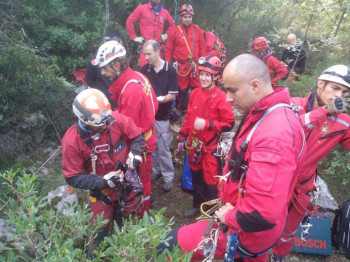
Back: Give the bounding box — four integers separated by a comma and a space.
252, 37, 269, 51
198, 55, 223, 75
179, 4, 194, 16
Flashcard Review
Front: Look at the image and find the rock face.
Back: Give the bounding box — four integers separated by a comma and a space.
314, 176, 339, 224
47, 185, 78, 216
0, 218, 23, 253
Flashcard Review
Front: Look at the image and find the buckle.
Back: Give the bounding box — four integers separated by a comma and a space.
94, 144, 110, 153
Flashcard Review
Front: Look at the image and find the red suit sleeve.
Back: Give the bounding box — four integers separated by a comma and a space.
198, 27, 206, 58
165, 27, 175, 63
164, 10, 175, 35
179, 91, 196, 140
126, 6, 141, 40
204, 99, 235, 133
225, 136, 298, 233
268, 56, 288, 86
62, 137, 85, 178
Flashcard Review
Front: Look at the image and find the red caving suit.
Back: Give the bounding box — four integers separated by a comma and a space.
109, 67, 159, 214
272, 91, 350, 257
177, 87, 305, 262
165, 23, 206, 90
62, 111, 143, 226
126, 1, 174, 67
262, 51, 288, 86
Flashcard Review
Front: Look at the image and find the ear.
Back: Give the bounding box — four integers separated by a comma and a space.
250, 79, 260, 94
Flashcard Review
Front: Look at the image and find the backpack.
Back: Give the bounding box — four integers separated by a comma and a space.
332, 200, 350, 259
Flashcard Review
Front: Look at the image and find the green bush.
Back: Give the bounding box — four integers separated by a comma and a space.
0, 169, 190, 261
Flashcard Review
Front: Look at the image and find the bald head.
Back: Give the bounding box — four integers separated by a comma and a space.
286, 34, 296, 45
143, 39, 160, 51
224, 54, 271, 87
223, 54, 273, 114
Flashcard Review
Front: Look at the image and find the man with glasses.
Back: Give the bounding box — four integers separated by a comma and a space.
272, 65, 350, 261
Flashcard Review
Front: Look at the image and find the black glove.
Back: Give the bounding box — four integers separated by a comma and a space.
326, 93, 350, 115
103, 171, 123, 188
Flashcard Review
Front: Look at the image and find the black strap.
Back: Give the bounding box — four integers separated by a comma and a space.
76, 122, 94, 149
90, 190, 112, 205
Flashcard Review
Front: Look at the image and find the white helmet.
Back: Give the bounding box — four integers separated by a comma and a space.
91, 41, 126, 67
318, 65, 350, 89
73, 88, 112, 126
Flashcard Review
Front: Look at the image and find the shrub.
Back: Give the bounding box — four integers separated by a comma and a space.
0, 169, 190, 261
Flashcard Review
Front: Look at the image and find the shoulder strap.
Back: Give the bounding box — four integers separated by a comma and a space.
177, 25, 193, 58
119, 72, 156, 116
245, 103, 290, 143
245, 103, 305, 158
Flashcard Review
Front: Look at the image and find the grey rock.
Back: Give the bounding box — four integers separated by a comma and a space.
47, 185, 78, 216
314, 176, 339, 223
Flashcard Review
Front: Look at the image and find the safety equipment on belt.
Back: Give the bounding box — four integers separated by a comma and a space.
91, 41, 126, 67
126, 152, 142, 169
72, 88, 113, 127
160, 33, 168, 42
198, 55, 223, 75
120, 168, 144, 216
179, 3, 194, 16
251, 37, 269, 51
318, 65, 350, 89
157, 95, 166, 102
326, 93, 350, 115
133, 36, 145, 44
103, 171, 124, 188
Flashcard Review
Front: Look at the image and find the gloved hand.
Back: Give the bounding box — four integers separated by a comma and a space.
160, 33, 168, 42
326, 93, 350, 115
194, 116, 206, 130
133, 36, 145, 44
157, 96, 166, 102
103, 170, 124, 188
126, 152, 142, 169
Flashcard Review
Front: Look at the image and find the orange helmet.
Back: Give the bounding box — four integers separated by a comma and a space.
72, 88, 112, 126
198, 55, 223, 75
252, 37, 269, 51
179, 4, 194, 16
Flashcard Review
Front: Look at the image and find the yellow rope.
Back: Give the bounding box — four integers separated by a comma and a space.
196, 198, 223, 221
